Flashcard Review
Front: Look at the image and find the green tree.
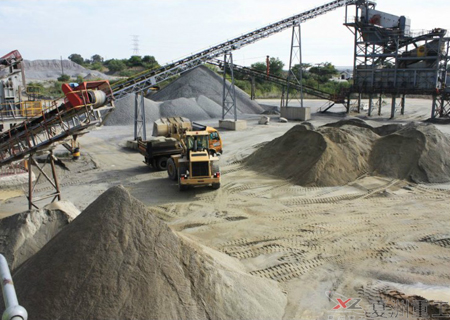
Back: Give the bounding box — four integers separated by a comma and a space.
309, 62, 338, 77
291, 63, 312, 79
91, 54, 103, 63
142, 55, 156, 64
251, 62, 267, 73
68, 54, 84, 65
105, 59, 126, 72
90, 62, 104, 71
251, 57, 284, 77
128, 55, 143, 67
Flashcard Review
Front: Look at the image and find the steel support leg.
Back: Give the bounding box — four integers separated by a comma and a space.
222, 52, 237, 121
250, 76, 256, 100
391, 95, 396, 119
50, 152, 61, 203
134, 92, 146, 140
28, 158, 32, 210
378, 95, 382, 116
357, 94, 361, 113
431, 95, 437, 118
368, 95, 373, 116
346, 94, 351, 113
401, 94, 406, 115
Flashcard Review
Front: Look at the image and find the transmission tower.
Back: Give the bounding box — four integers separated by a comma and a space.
131, 35, 140, 56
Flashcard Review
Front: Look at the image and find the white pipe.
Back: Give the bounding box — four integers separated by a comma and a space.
0, 255, 27, 320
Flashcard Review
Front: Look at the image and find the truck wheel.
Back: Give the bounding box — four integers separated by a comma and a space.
212, 183, 221, 190
167, 158, 177, 181
178, 167, 189, 191
156, 156, 168, 171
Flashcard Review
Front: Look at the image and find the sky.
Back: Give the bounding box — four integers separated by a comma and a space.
1, 0, 449, 68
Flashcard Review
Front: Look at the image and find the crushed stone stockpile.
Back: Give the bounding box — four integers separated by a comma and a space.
104, 93, 161, 126
151, 65, 264, 115
106, 65, 263, 126
106, 94, 222, 126
370, 123, 450, 182
21, 60, 111, 81
8, 186, 286, 320
246, 120, 450, 186
0, 201, 79, 271
246, 122, 378, 186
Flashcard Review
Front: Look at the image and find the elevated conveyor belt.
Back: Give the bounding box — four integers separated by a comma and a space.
208, 59, 346, 103
111, 0, 358, 100
1, 0, 359, 166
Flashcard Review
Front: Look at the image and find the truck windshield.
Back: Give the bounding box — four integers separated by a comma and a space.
187, 135, 209, 151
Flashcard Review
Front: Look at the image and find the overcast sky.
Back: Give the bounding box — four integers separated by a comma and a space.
1, 0, 449, 68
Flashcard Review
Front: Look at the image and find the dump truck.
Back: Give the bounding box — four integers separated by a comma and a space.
166, 130, 220, 191
137, 117, 222, 171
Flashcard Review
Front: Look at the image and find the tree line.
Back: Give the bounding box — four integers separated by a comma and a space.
68, 53, 160, 76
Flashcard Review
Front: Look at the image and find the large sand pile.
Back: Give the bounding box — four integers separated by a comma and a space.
246, 123, 378, 186
371, 123, 450, 182
152, 65, 264, 114
0, 201, 79, 270
246, 121, 450, 186
8, 186, 286, 320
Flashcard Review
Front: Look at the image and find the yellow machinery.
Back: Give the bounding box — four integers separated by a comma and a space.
138, 117, 223, 171
153, 117, 223, 154
166, 130, 220, 191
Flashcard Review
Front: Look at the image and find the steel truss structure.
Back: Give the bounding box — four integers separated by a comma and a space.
0, 82, 114, 167
111, 0, 358, 102
221, 53, 237, 121
283, 21, 304, 108
27, 152, 61, 210
345, 1, 450, 118
209, 59, 346, 105
134, 92, 147, 140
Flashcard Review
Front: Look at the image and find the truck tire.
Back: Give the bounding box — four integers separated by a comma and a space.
178, 167, 189, 191
156, 156, 168, 171
211, 183, 221, 190
211, 162, 220, 189
167, 158, 177, 181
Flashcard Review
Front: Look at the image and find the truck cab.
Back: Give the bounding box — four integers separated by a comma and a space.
167, 131, 221, 191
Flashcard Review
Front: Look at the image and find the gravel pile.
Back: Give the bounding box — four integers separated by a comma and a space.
246, 121, 450, 186
105, 93, 161, 126
105, 65, 262, 126
0, 201, 79, 270
370, 123, 450, 182
152, 66, 264, 115
7, 186, 286, 320
21, 60, 111, 81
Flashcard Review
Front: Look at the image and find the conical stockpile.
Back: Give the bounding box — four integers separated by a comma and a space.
6, 186, 286, 320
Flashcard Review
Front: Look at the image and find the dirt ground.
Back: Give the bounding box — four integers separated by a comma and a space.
1, 98, 450, 319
